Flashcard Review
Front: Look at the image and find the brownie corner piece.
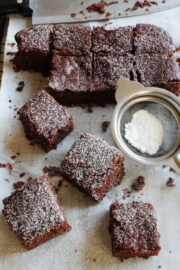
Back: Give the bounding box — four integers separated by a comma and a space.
18, 90, 74, 152
2, 176, 71, 250
52, 24, 92, 56
109, 201, 161, 259
135, 54, 180, 87
13, 24, 53, 75
92, 26, 134, 55
134, 24, 175, 54
47, 51, 92, 104
60, 133, 124, 202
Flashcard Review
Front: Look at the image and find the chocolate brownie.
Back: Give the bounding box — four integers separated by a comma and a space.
158, 81, 180, 96
52, 24, 92, 56
18, 90, 74, 152
134, 24, 175, 54
92, 26, 134, 55
92, 54, 135, 98
135, 54, 180, 87
48, 51, 92, 104
110, 201, 161, 259
59, 133, 124, 202
13, 24, 53, 76
2, 176, 71, 250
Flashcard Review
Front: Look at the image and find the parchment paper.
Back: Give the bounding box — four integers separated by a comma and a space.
0, 9, 180, 270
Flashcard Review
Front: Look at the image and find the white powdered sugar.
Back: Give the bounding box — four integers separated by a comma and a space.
124, 109, 164, 155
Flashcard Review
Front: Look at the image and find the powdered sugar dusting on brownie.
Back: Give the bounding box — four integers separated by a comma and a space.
3, 176, 65, 243
60, 133, 123, 189
110, 201, 161, 254
52, 24, 92, 56
135, 54, 180, 86
18, 90, 72, 138
92, 54, 134, 90
92, 26, 134, 55
48, 53, 91, 93
15, 25, 53, 53
135, 24, 175, 54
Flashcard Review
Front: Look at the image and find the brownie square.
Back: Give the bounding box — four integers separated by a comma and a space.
2, 176, 71, 250
92, 54, 135, 100
92, 26, 134, 55
110, 201, 161, 259
60, 133, 124, 202
52, 24, 92, 56
13, 25, 53, 76
18, 90, 74, 152
135, 54, 180, 87
48, 51, 92, 104
134, 24, 175, 55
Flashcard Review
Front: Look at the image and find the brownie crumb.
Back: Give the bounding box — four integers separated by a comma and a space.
80, 10, 84, 15
11, 155, 16, 160
118, 12, 121, 15
102, 121, 110, 132
16, 81, 25, 92
132, 0, 158, 11
122, 188, 131, 200
162, 165, 177, 174
124, 0, 128, 2
7, 43, 15, 48
0, 163, 13, 171
81, 1, 84, 4
13, 181, 25, 190
6, 52, 16, 56
131, 176, 145, 191
74, 249, 78, 253
71, 13, 76, 18
86, 1, 118, 14
166, 177, 175, 187
176, 46, 180, 52
4, 179, 10, 183
158, 266, 162, 269
19, 172, 26, 178
106, 12, 112, 17
43, 166, 60, 177
87, 2, 106, 13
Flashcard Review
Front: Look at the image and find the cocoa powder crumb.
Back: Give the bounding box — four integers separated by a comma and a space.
19, 172, 26, 178
166, 177, 175, 187
102, 121, 110, 132
16, 81, 25, 92
131, 176, 145, 191
43, 166, 60, 177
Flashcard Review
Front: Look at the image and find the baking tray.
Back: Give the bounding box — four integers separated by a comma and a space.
0, 11, 180, 270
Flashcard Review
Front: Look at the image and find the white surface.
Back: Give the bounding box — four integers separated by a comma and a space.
124, 110, 164, 155
0, 10, 180, 270
32, 0, 180, 24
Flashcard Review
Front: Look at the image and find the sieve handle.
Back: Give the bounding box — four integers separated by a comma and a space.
115, 77, 144, 103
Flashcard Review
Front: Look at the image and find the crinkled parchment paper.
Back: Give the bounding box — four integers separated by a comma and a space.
0, 8, 180, 270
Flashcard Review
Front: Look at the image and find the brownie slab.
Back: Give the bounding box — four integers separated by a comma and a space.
13, 25, 53, 76
110, 201, 161, 259
60, 133, 124, 202
2, 176, 71, 250
48, 51, 92, 104
92, 26, 134, 55
92, 54, 135, 100
135, 54, 180, 87
18, 90, 74, 152
52, 24, 92, 56
134, 24, 175, 55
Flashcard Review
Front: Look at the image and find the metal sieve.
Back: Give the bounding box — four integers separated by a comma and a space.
111, 77, 180, 170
